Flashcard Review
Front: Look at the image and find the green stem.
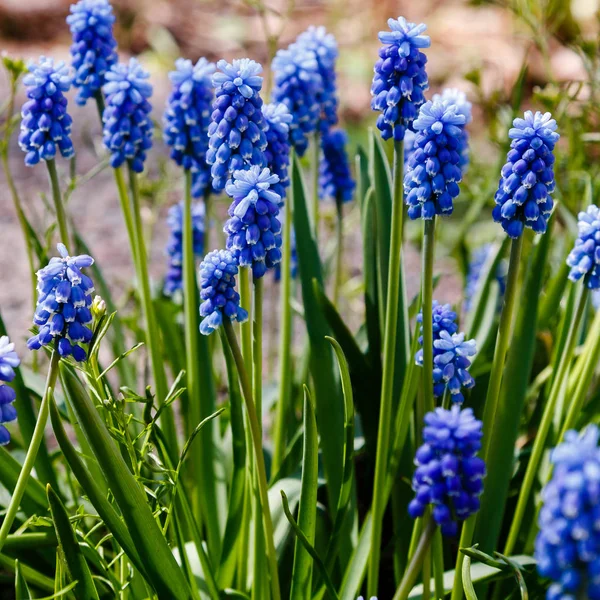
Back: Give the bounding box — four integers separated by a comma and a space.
239, 268, 253, 366
311, 132, 320, 237
253, 278, 264, 427
432, 528, 445, 600
333, 198, 343, 307
94, 91, 105, 124
421, 218, 436, 414
46, 159, 70, 247
113, 167, 139, 269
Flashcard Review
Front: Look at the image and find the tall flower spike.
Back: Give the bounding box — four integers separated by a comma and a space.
27, 244, 95, 361
199, 249, 248, 336
223, 166, 283, 279
319, 129, 355, 203
0, 336, 20, 445
19, 57, 74, 167
493, 111, 559, 238
535, 426, 600, 599
404, 98, 467, 220
67, 0, 118, 106
164, 57, 215, 198
263, 102, 293, 203
206, 59, 268, 192
102, 58, 153, 173
567, 205, 600, 289
371, 17, 430, 141
464, 244, 507, 313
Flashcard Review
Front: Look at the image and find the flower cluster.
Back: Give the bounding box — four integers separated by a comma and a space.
0, 337, 20, 446
19, 57, 74, 166
263, 102, 293, 202
163, 58, 215, 198
319, 129, 355, 204
207, 59, 268, 192
67, 0, 118, 106
102, 58, 153, 173
164, 202, 205, 296
567, 205, 600, 289
199, 249, 248, 335
27, 244, 95, 362
535, 426, 600, 599
464, 244, 507, 313
223, 166, 283, 279
371, 17, 430, 141
404, 98, 466, 219
493, 111, 559, 238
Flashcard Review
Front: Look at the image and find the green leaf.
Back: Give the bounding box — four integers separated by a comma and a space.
339, 514, 372, 600
0, 446, 47, 515
462, 553, 479, 600
0, 552, 55, 593
15, 559, 32, 599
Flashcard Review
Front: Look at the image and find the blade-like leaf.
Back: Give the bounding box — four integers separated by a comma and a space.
0, 446, 47, 514
15, 559, 32, 600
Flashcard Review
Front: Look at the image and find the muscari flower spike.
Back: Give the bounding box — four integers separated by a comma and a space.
0, 336, 20, 446
206, 59, 268, 192
404, 98, 467, 220
263, 102, 293, 202
319, 129, 355, 204
223, 166, 283, 279
27, 244, 95, 362
535, 426, 600, 600
164, 57, 215, 198
66, 0, 118, 106
19, 57, 74, 167
493, 111, 559, 238
199, 249, 248, 335
102, 57, 153, 173
164, 201, 205, 296
567, 205, 600, 290
408, 405, 486, 536
371, 17, 430, 141
464, 244, 507, 313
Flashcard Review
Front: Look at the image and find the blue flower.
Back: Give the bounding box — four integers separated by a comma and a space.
0, 336, 20, 384
535, 426, 600, 600
408, 406, 486, 536
567, 205, 600, 289
223, 166, 282, 279
404, 98, 466, 219
371, 17, 430, 141
206, 59, 268, 192
493, 111, 559, 238
271, 43, 322, 157
19, 57, 74, 167
102, 58, 153, 173
263, 102, 293, 203
319, 129, 355, 204
164, 57, 215, 198
27, 244, 95, 362
199, 249, 248, 335
0, 336, 20, 445
464, 244, 507, 313
66, 0, 118, 106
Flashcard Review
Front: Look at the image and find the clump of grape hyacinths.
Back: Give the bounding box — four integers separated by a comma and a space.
464, 244, 507, 313
163, 58, 215, 198
493, 111, 559, 238
164, 202, 205, 296
567, 205, 600, 289
66, 0, 118, 106
409, 406, 486, 536
262, 102, 292, 202
102, 58, 153, 173
224, 166, 282, 279
433, 88, 472, 173
319, 129, 355, 204
0, 337, 20, 445
535, 426, 600, 599
371, 17, 430, 141
199, 249, 249, 336
19, 57, 74, 166
404, 98, 466, 219
27, 244, 95, 362
207, 59, 268, 192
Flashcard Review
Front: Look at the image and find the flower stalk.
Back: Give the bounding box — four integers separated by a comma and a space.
46, 159, 70, 248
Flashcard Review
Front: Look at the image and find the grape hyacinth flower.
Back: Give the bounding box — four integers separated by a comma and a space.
408, 406, 486, 536
535, 426, 600, 599
493, 111, 559, 238
404, 98, 466, 219
102, 58, 153, 173
567, 205, 600, 289
27, 244, 95, 362
464, 244, 507, 313
164, 202, 205, 296
66, 0, 118, 106
0, 337, 20, 445
163, 57, 215, 198
371, 17, 430, 141
223, 166, 283, 279
263, 102, 292, 202
319, 129, 355, 204
206, 59, 268, 192
19, 57, 74, 166
199, 249, 249, 335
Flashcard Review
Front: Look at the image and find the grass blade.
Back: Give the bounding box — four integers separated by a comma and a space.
15, 559, 33, 599
0, 446, 47, 514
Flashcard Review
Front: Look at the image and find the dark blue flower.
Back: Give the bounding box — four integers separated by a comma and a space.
404, 98, 466, 220
567, 205, 600, 289
102, 58, 153, 173
464, 244, 507, 313
223, 166, 282, 279
535, 426, 600, 600
319, 129, 355, 203
199, 249, 248, 335
19, 57, 74, 167
66, 0, 118, 106
263, 102, 293, 203
27, 244, 95, 362
371, 17, 430, 141
0, 336, 20, 445
206, 59, 268, 192
493, 111, 559, 238
0, 336, 20, 384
